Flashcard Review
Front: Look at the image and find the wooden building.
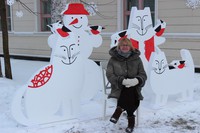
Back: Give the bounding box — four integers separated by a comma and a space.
0, 0, 200, 68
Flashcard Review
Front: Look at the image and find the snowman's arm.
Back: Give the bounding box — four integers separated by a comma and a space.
88, 34, 103, 48
85, 25, 105, 35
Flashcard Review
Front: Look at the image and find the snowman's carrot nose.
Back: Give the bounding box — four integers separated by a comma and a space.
69, 18, 78, 25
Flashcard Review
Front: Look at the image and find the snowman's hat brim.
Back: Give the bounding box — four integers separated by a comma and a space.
62, 3, 89, 15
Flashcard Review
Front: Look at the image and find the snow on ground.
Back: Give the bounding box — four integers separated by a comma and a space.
0, 58, 200, 133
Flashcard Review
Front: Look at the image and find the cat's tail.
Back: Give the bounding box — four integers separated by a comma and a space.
180, 49, 194, 69
11, 86, 35, 126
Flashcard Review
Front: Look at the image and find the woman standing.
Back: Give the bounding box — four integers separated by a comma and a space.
106, 38, 147, 133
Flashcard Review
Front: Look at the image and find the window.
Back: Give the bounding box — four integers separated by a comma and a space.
123, 0, 155, 29
0, 5, 11, 31
40, 0, 51, 31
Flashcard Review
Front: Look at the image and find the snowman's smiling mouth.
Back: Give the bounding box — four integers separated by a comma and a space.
72, 25, 82, 29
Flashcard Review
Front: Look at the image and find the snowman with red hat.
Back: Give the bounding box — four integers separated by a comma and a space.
61, 3, 104, 102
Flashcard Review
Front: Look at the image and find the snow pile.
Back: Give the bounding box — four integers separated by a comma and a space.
0, 59, 200, 133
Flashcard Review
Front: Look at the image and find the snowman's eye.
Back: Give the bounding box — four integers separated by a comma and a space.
71, 17, 73, 19
80, 17, 82, 19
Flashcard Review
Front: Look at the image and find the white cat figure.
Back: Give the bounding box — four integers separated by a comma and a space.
127, 7, 166, 67
149, 49, 194, 108
11, 27, 84, 126
110, 7, 166, 75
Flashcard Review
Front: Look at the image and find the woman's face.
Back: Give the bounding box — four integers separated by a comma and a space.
119, 43, 131, 53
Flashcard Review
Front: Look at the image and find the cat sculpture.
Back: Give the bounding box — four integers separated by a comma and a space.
149, 49, 194, 108
11, 27, 84, 126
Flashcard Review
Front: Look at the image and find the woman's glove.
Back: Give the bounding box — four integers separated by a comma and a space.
122, 78, 139, 88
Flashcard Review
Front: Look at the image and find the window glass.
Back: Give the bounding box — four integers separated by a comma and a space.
127, 0, 138, 11
40, 0, 51, 31
144, 0, 155, 25
41, 17, 51, 31
42, 0, 51, 14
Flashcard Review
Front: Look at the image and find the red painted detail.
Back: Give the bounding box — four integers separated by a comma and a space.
156, 28, 165, 36
69, 18, 78, 25
178, 64, 185, 69
130, 38, 139, 49
119, 35, 128, 41
57, 29, 69, 37
91, 30, 100, 35
28, 65, 53, 88
63, 3, 89, 15
144, 37, 155, 61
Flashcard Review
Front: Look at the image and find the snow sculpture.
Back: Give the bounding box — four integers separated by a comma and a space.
61, 3, 104, 102
149, 49, 194, 107
110, 6, 195, 107
11, 26, 84, 126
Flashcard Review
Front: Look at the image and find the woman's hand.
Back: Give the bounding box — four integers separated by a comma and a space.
122, 78, 139, 88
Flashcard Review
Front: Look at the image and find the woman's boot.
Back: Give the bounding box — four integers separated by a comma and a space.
125, 115, 135, 133
110, 107, 123, 124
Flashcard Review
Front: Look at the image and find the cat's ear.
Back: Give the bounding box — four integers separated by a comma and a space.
144, 7, 150, 12
130, 7, 137, 17
132, 6, 137, 11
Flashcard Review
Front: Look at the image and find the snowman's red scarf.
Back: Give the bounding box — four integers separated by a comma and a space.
130, 37, 154, 61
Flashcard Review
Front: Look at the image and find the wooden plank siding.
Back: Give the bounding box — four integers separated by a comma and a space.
0, 0, 200, 67
160, 37, 200, 67
12, 1, 36, 32
0, 33, 51, 57
158, 0, 200, 67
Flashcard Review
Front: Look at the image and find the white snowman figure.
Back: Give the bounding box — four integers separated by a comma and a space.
11, 27, 84, 126
61, 3, 104, 102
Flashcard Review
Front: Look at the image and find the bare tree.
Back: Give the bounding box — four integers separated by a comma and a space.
0, 0, 12, 79
51, 0, 67, 23
0, 57, 2, 77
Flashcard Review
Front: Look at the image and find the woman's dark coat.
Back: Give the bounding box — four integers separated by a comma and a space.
106, 46, 147, 100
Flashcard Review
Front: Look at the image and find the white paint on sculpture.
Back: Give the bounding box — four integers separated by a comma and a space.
61, 3, 103, 102
111, 7, 166, 71
127, 7, 166, 68
110, 30, 127, 48
11, 27, 84, 126
149, 49, 194, 108
110, 6, 195, 108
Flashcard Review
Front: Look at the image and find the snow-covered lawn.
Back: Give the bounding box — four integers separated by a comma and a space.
0, 58, 200, 133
